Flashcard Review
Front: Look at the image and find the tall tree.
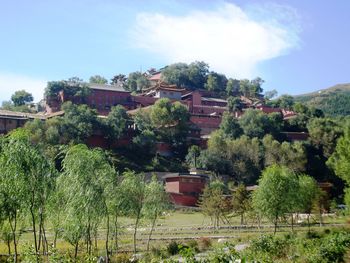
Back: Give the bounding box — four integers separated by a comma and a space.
226, 78, 240, 96
125, 71, 150, 92
219, 112, 243, 139
204, 72, 227, 92
11, 90, 34, 106
232, 184, 251, 225
104, 105, 128, 143
58, 145, 114, 259
118, 171, 146, 253
89, 75, 108, 84
143, 175, 170, 251
252, 165, 299, 234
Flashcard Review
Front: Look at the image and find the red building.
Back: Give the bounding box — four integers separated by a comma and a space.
165, 170, 208, 207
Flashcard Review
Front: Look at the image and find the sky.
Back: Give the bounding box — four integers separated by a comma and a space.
0, 0, 349, 102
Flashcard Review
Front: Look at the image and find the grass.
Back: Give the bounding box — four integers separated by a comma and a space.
0, 211, 348, 256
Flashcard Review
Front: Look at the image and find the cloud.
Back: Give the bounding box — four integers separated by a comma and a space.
0, 73, 47, 103
131, 2, 301, 78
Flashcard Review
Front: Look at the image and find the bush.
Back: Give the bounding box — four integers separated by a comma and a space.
114, 253, 132, 263
167, 241, 181, 256
186, 239, 199, 252
198, 237, 212, 251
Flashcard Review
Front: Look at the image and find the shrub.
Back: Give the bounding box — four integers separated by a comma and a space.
186, 239, 199, 252
198, 237, 212, 251
114, 253, 132, 263
167, 241, 181, 255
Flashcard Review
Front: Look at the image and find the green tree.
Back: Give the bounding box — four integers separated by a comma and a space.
227, 96, 242, 113
58, 145, 115, 259
252, 165, 299, 234
327, 125, 350, 185
307, 118, 343, 158
264, 89, 278, 100
118, 171, 146, 253
11, 90, 34, 106
110, 74, 127, 86
125, 71, 150, 92
199, 181, 229, 229
297, 175, 320, 230
104, 105, 128, 142
277, 94, 294, 110
263, 135, 306, 172
143, 175, 170, 251
219, 112, 243, 139
239, 109, 281, 139
89, 75, 108, 84
226, 136, 262, 184
232, 184, 251, 225
186, 145, 201, 169
226, 78, 240, 96
204, 72, 227, 92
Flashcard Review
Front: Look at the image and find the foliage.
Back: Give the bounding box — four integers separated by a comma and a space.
161, 61, 209, 90
219, 112, 243, 139
104, 105, 128, 142
252, 165, 299, 233
226, 96, 242, 113
125, 71, 150, 92
238, 109, 282, 139
327, 125, 350, 185
199, 181, 230, 229
204, 72, 227, 92
89, 75, 108, 84
263, 135, 306, 172
186, 145, 201, 169
11, 90, 34, 106
232, 184, 251, 225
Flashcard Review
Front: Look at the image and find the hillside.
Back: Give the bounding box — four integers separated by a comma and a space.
294, 83, 350, 116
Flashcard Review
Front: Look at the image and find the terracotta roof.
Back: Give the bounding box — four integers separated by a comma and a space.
149, 72, 162, 81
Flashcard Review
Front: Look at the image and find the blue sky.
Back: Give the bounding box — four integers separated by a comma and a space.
0, 0, 349, 102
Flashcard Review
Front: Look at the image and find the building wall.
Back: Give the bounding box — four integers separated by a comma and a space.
165, 180, 180, 193
0, 118, 27, 134
179, 178, 206, 194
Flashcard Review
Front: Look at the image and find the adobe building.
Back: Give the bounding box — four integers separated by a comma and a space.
164, 169, 208, 207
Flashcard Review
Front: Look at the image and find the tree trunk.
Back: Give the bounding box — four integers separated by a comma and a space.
274, 215, 278, 235
307, 214, 311, 232
240, 214, 244, 225
9, 213, 18, 263
114, 213, 118, 254
147, 214, 157, 252
133, 211, 141, 254
106, 215, 110, 263
74, 242, 79, 262
291, 214, 294, 232
30, 206, 38, 256
7, 238, 11, 255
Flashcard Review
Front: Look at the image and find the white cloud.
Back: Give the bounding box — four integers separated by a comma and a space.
131, 2, 301, 78
0, 73, 47, 103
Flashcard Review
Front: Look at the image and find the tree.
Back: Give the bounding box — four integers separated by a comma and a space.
226, 78, 240, 96
232, 184, 251, 225
125, 71, 150, 92
104, 105, 128, 143
118, 171, 146, 253
58, 145, 115, 259
327, 125, 350, 185
252, 165, 299, 234
263, 135, 306, 172
219, 112, 243, 139
60, 102, 99, 143
297, 175, 320, 231
186, 145, 201, 169
11, 90, 33, 106
89, 75, 108, 84
143, 175, 170, 251
204, 72, 227, 92
307, 118, 343, 158
227, 96, 242, 113
199, 181, 229, 229
277, 95, 294, 110
226, 136, 262, 184
0, 134, 55, 257
110, 74, 127, 86
161, 61, 209, 89
265, 89, 278, 100
239, 109, 282, 139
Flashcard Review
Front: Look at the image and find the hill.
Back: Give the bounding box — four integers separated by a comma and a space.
294, 83, 350, 116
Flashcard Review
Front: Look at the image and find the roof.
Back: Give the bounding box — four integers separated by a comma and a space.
164, 173, 209, 179
88, 83, 129, 93
149, 72, 162, 81
201, 97, 227, 103
0, 110, 65, 120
